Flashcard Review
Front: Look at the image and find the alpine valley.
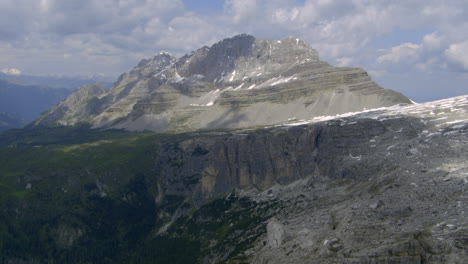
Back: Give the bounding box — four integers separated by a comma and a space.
0, 35, 466, 264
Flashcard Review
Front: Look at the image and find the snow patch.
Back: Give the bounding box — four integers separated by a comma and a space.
229, 71, 236, 82
445, 120, 466, 125
234, 83, 244, 90
270, 76, 295, 86
188, 88, 222, 107
1, 68, 22, 75
284, 120, 309, 126
349, 153, 362, 161
172, 70, 184, 83
450, 124, 466, 129
426, 132, 441, 137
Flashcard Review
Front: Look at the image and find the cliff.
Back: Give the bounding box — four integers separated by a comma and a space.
1, 95, 466, 263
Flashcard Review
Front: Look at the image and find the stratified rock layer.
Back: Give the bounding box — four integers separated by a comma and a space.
2, 95, 467, 263
35, 34, 410, 131
153, 95, 468, 263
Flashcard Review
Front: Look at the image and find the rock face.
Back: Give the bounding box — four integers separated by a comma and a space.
0, 95, 466, 263
267, 220, 284, 248
148, 95, 468, 263
35, 83, 106, 126
34, 34, 411, 131
241, 95, 468, 263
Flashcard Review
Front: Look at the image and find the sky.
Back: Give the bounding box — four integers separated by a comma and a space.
0, 0, 467, 102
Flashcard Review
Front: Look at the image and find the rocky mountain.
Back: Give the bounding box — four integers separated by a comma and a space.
35, 34, 410, 131
0, 94, 466, 263
1, 68, 22, 75
2, 34, 465, 263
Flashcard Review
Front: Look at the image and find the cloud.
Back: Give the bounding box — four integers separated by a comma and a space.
422, 33, 442, 51
0, 0, 42, 41
225, 0, 258, 24
445, 40, 468, 71
377, 43, 420, 64
336, 57, 353, 67
0, 0, 467, 85
374, 20, 468, 74
0, 0, 205, 75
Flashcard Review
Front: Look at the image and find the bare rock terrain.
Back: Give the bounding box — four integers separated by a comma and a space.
34, 35, 410, 132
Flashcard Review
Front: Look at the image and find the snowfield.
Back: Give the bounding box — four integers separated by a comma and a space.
284, 95, 468, 131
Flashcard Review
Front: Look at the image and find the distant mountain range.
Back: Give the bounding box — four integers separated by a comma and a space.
0, 71, 114, 90
0, 74, 114, 131
0, 112, 26, 131
1, 68, 22, 75
0, 79, 72, 123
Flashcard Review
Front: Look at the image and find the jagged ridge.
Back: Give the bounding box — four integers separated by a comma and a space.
35, 34, 411, 131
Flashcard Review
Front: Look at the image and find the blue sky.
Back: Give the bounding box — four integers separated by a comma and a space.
183, 0, 225, 12
0, 0, 467, 102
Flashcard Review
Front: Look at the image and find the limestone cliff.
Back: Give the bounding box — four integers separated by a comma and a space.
35, 34, 411, 131
149, 95, 468, 263
1, 95, 466, 263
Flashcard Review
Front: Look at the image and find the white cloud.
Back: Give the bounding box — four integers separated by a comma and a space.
422, 4, 463, 19
377, 43, 420, 64
272, 7, 299, 24
445, 40, 468, 71
224, 0, 258, 24
336, 57, 353, 67
0, 0, 467, 89
422, 33, 442, 51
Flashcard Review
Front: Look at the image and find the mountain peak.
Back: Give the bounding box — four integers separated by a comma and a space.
137, 51, 176, 68
35, 34, 411, 132
1, 68, 22, 75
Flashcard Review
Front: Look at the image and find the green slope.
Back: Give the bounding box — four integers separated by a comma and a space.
0, 126, 269, 263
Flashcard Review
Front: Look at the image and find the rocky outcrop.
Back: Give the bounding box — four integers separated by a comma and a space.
267, 220, 285, 248
150, 95, 467, 263
1, 95, 466, 263
35, 34, 411, 131
34, 83, 106, 126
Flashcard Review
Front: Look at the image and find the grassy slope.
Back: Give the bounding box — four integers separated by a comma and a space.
0, 126, 269, 263
0, 127, 155, 262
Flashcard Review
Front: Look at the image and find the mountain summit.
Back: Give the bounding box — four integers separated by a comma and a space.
35, 34, 411, 131
1, 68, 22, 75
